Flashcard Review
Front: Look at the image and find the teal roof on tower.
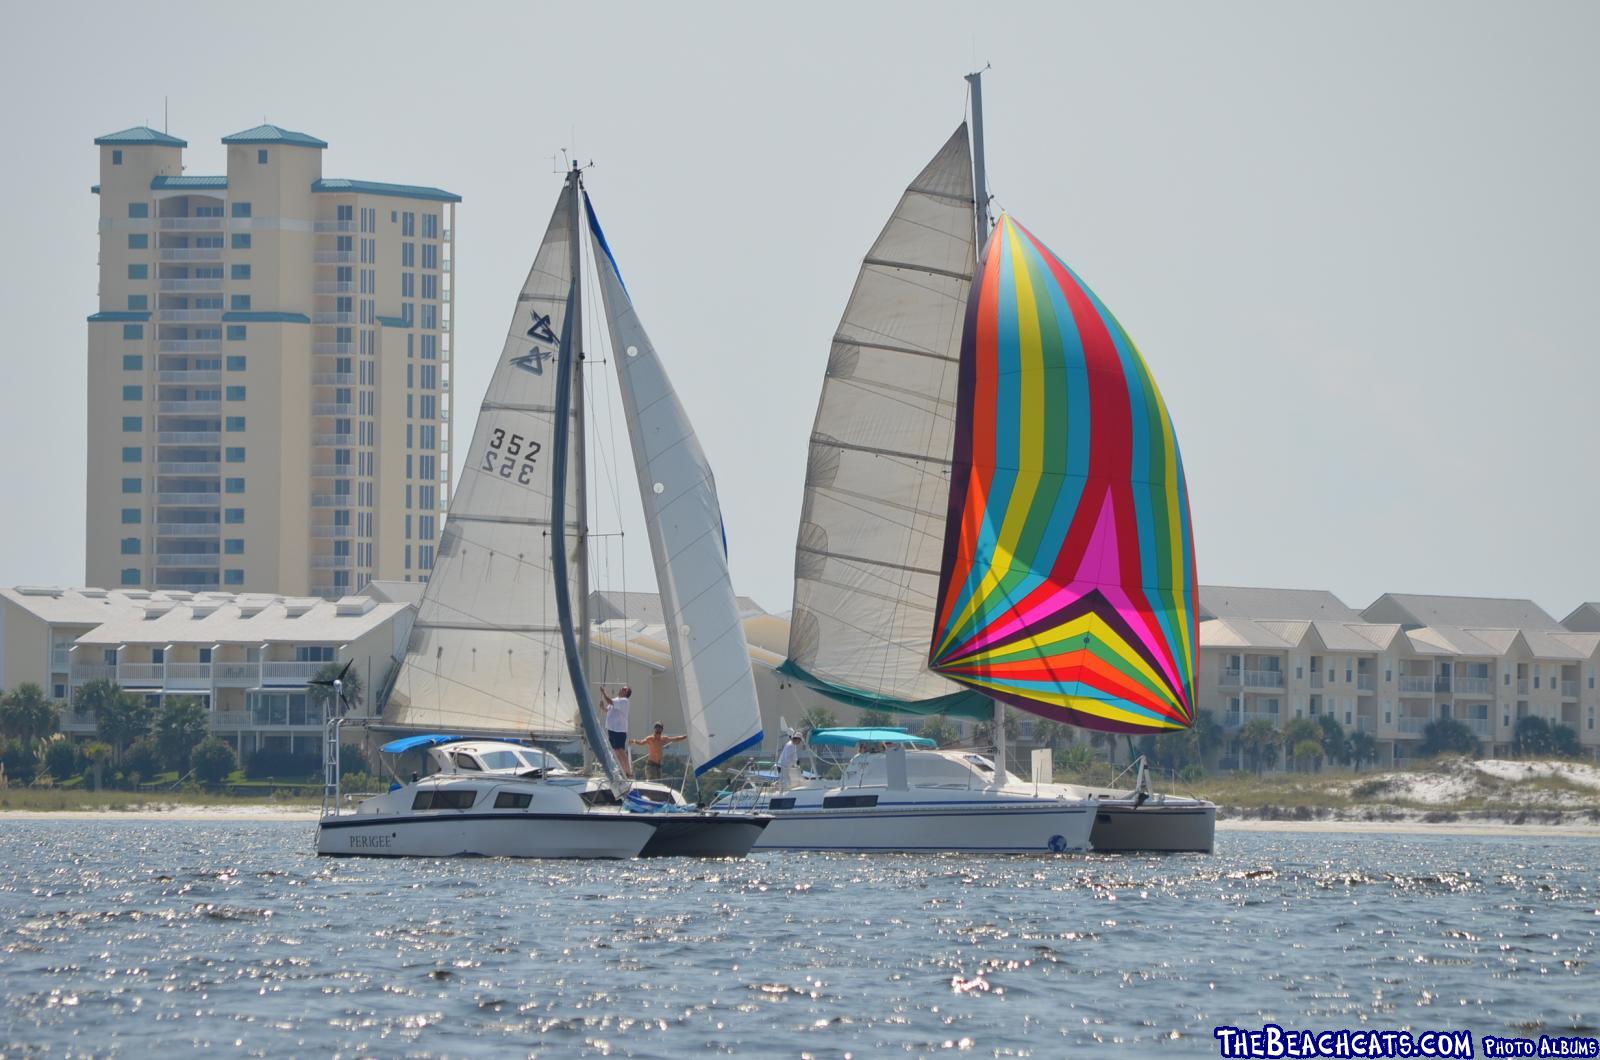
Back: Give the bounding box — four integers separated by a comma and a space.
151, 175, 228, 190
95, 126, 187, 147
222, 123, 328, 148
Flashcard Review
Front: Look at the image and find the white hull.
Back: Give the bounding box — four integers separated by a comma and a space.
753, 799, 1094, 854
317, 811, 654, 859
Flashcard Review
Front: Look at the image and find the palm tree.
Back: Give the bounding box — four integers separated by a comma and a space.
1238, 718, 1279, 774
916, 716, 959, 747
73, 678, 122, 725
0, 683, 58, 745
1347, 731, 1378, 772
1282, 717, 1322, 772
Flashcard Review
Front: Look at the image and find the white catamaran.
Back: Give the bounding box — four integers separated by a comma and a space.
317, 165, 768, 859
735, 73, 1214, 854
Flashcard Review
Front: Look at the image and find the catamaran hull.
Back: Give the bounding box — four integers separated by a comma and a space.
1089, 801, 1216, 853
637, 814, 772, 858
752, 802, 1094, 854
316, 813, 655, 859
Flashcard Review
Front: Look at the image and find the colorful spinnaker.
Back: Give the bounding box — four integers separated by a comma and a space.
928, 215, 1198, 734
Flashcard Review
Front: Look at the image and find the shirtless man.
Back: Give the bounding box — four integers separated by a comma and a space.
630, 723, 687, 781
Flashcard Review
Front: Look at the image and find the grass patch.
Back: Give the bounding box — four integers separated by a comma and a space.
0, 788, 320, 812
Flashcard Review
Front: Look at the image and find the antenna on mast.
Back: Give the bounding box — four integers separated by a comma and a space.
965, 65, 993, 242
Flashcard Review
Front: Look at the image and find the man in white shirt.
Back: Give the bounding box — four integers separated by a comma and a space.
774, 732, 803, 787
599, 685, 633, 779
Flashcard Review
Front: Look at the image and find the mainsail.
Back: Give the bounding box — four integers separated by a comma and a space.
585, 194, 764, 773
383, 185, 582, 735
782, 125, 989, 717
928, 215, 1198, 733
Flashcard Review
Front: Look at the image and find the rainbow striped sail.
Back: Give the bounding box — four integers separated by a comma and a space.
928, 215, 1198, 734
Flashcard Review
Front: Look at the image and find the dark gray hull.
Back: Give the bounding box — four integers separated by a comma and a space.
638, 814, 772, 858
1089, 801, 1216, 853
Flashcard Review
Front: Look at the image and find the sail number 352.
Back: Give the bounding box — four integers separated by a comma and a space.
482, 427, 542, 485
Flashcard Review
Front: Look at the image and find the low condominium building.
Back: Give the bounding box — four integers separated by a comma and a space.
88, 123, 459, 598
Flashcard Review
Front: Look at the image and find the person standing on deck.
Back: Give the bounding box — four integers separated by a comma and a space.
631, 723, 687, 781
600, 685, 634, 779
775, 732, 803, 789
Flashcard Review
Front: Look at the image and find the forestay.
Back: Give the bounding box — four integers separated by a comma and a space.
586, 194, 763, 773
383, 186, 582, 735
929, 216, 1198, 733
782, 125, 989, 717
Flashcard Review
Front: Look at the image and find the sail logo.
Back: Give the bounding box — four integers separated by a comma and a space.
512, 311, 561, 374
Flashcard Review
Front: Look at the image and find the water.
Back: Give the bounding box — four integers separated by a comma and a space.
1, 822, 1595, 1057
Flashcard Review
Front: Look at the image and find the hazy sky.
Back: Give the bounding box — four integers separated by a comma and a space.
3, 1, 1596, 620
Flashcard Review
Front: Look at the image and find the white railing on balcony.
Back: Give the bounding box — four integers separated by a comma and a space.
118, 662, 165, 685
213, 662, 259, 686
59, 710, 98, 733
261, 661, 325, 685
165, 663, 212, 688
154, 553, 219, 567
311, 494, 352, 508
156, 522, 220, 537
212, 711, 252, 728
158, 309, 223, 324
160, 248, 222, 262
313, 312, 354, 325
70, 664, 115, 684
1222, 710, 1282, 730
312, 372, 355, 386
1397, 716, 1430, 734
312, 403, 354, 417
313, 342, 353, 355
157, 400, 221, 414
314, 280, 355, 294
1356, 674, 1375, 691
311, 555, 353, 569
50, 648, 70, 672
1455, 676, 1493, 695
157, 369, 221, 384
313, 250, 356, 264
314, 219, 358, 232
155, 492, 220, 506
159, 217, 223, 231
1223, 668, 1284, 688
312, 433, 353, 447
1398, 675, 1433, 694
157, 462, 221, 476
157, 431, 221, 444
311, 465, 352, 478
311, 525, 352, 539
160, 278, 222, 292
158, 339, 220, 353
1562, 680, 1579, 698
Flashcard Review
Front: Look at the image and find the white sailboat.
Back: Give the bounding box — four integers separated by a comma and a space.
318, 165, 767, 859
739, 74, 1213, 854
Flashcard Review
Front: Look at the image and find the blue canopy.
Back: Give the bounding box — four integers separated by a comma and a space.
807, 727, 936, 748
379, 733, 465, 755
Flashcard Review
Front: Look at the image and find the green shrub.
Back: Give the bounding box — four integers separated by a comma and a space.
192, 738, 237, 785
1, 739, 39, 785
44, 740, 79, 781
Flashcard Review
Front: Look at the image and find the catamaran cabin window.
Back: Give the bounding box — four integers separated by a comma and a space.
412, 789, 479, 811
519, 749, 566, 772
494, 791, 533, 809
479, 750, 523, 771
451, 754, 483, 771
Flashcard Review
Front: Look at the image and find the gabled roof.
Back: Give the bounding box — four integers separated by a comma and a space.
151, 175, 227, 190
1562, 603, 1600, 633
1362, 593, 1563, 631
96, 126, 186, 147
222, 123, 327, 148
312, 178, 462, 203
1199, 585, 1361, 622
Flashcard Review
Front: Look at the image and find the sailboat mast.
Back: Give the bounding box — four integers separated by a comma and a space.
569, 164, 592, 689
966, 69, 991, 243
966, 68, 1006, 781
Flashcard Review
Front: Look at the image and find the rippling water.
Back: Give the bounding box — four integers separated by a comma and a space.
1, 822, 1595, 1056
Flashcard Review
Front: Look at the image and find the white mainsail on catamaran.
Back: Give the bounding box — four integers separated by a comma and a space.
318, 164, 767, 858
735, 73, 1214, 853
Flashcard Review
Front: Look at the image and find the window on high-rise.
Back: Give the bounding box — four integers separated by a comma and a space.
232, 202, 252, 217
232, 233, 251, 249
225, 447, 245, 463
225, 416, 245, 432
231, 264, 251, 280
225, 508, 244, 524
122, 446, 141, 463
225, 478, 245, 494
121, 569, 140, 586
127, 295, 148, 311
226, 356, 246, 371
402, 212, 415, 236
112, 150, 123, 165
226, 325, 246, 341
122, 416, 142, 432
225, 386, 246, 401
230, 295, 251, 311
120, 538, 140, 555
225, 539, 244, 555
122, 385, 142, 401
224, 569, 244, 585
421, 305, 437, 329
122, 354, 143, 371
127, 264, 148, 280
121, 508, 141, 525
401, 273, 414, 298
421, 274, 437, 300
128, 234, 148, 250
121, 478, 142, 494
128, 203, 147, 218
402, 243, 415, 267
257, 149, 268, 164
422, 244, 437, 270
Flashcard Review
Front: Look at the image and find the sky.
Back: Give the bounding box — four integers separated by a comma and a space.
2, 1, 1596, 620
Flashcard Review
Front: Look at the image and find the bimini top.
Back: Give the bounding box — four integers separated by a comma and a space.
380, 733, 465, 755
808, 727, 936, 748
